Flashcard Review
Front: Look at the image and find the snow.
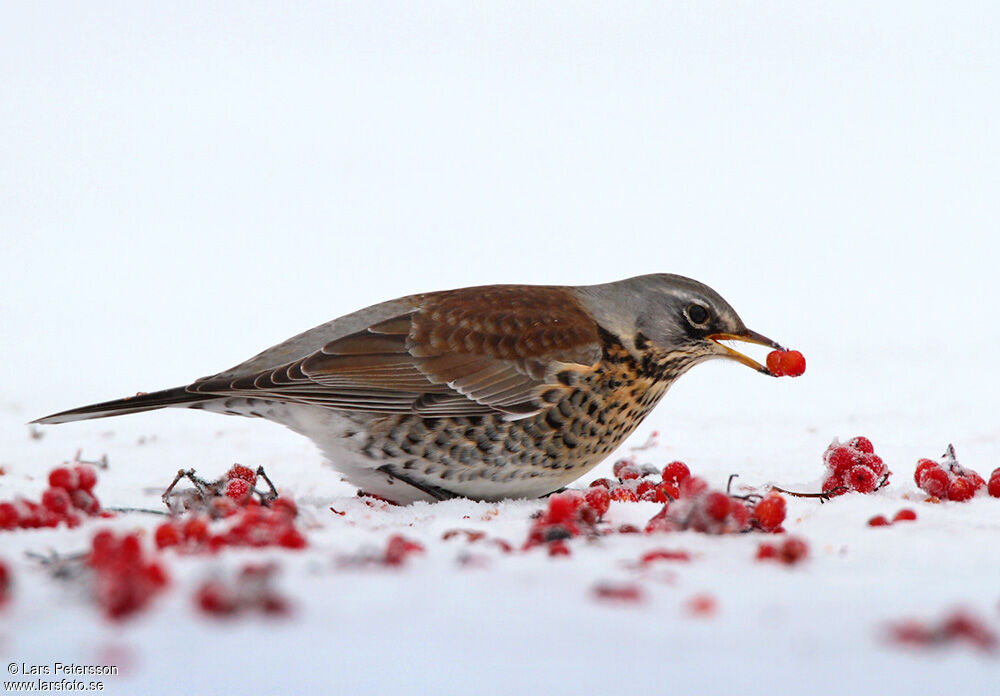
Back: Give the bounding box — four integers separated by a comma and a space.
2, 2, 1000, 695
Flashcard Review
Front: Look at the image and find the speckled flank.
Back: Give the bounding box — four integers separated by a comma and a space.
350, 330, 702, 500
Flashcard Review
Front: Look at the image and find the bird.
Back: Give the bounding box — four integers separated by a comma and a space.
34, 274, 784, 504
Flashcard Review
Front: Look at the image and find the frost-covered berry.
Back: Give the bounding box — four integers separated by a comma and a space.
74, 465, 98, 491
988, 471, 1000, 498
41, 487, 72, 515
610, 487, 639, 503
847, 436, 875, 454
227, 464, 257, 483
224, 478, 252, 501
754, 495, 786, 532
914, 458, 938, 485
584, 486, 611, 518
947, 477, 975, 502
704, 492, 731, 522
917, 466, 949, 498
661, 461, 691, 486
48, 467, 79, 491
154, 522, 182, 549
847, 465, 878, 494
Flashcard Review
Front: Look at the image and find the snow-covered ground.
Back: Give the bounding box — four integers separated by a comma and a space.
2, 3, 999, 695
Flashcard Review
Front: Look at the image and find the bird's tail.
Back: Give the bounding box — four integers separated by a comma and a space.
32, 386, 208, 425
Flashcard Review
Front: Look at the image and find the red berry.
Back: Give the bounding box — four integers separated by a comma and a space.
74, 466, 98, 491
756, 543, 777, 560
704, 492, 731, 522
914, 458, 938, 485
655, 481, 679, 501
0, 502, 20, 529
917, 466, 950, 498
224, 478, 252, 501
766, 350, 806, 377
196, 581, 236, 615
847, 465, 878, 493
41, 487, 72, 515
680, 476, 708, 498
847, 436, 874, 454
154, 522, 182, 549
183, 517, 210, 544
588, 478, 612, 489
635, 480, 656, 497
947, 477, 975, 502
546, 491, 583, 524
584, 486, 611, 517
893, 508, 917, 522
70, 489, 101, 515
227, 464, 257, 483
610, 487, 639, 503
779, 350, 806, 376
779, 537, 809, 564
661, 461, 690, 485
821, 474, 846, 496
967, 472, 986, 490
48, 467, 79, 491
988, 475, 1000, 499
827, 447, 858, 476
754, 495, 786, 531
614, 463, 641, 481
867, 515, 891, 527
728, 499, 751, 529
860, 453, 886, 476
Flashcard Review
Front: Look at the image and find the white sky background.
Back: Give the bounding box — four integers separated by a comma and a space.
1, 2, 998, 453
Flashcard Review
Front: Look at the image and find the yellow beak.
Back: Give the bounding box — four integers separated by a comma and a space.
708, 330, 785, 376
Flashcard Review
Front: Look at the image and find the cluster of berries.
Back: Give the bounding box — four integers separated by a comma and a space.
914, 446, 988, 501
756, 537, 809, 565
0, 465, 104, 530
525, 462, 788, 552
587, 459, 683, 503
888, 609, 997, 652
0, 559, 9, 606
868, 509, 917, 527
88, 530, 169, 620
765, 349, 806, 377
196, 563, 289, 617
155, 465, 306, 552
644, 480, 788, 535
523, 488, 611, 551
155, 499, 305, 552
821, 436, 890, 495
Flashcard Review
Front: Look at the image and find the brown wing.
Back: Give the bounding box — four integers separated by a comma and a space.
189, 285, 602, 418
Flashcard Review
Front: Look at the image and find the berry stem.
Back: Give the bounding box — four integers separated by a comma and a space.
769, 485, 846, 503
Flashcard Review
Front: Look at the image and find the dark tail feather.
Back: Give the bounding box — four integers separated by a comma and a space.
32, 386, 209, 425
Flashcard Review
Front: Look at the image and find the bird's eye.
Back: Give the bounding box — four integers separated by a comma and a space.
686, 304, 710, 326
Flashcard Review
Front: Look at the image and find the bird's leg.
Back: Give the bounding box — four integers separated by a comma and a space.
254, 465, 279, 502
376, 465, 459, 502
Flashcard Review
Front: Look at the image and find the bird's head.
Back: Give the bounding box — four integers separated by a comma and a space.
577, 273, 783, 375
